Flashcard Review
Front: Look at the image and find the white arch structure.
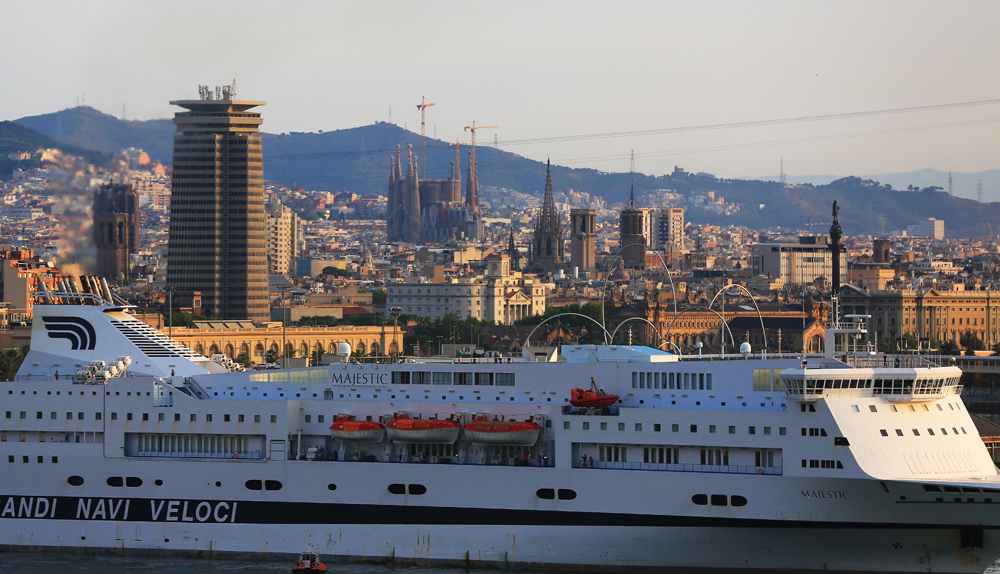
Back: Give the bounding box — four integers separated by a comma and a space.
523, 312, 613, 348
708, 284, 768, 350
609, 316, 665, 347
601, 243, 679, 331
663, 305, 736, 354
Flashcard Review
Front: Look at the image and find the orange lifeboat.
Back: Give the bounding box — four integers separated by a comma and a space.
292, 550, 327, 573
386, 414, 461, 444
570, 378, 619, 408
329, 416, 385, 442
464, 416, 541, 445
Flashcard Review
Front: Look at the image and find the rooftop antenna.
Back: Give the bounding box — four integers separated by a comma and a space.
978, 179, 984, 203
626, 149, 636, 209
948, 171, 953, 195
416, 96, 436, 179
780, 158, 786, 186
494, 133, 498, 147
388, 105, 392, 125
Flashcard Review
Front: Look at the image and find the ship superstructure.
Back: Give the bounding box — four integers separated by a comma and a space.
1, 293, 999, 574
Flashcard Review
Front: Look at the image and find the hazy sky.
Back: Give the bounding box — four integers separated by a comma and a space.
4, 1, 998, 180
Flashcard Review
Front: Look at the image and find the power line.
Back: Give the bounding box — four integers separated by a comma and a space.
263, 98, 1000, 163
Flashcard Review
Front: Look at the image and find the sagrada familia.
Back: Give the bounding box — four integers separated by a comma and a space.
386, 145, 484, 243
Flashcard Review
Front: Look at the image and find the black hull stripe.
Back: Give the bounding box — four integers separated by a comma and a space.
1, 495, 997, 529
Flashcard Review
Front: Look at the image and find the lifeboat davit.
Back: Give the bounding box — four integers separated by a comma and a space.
570, 378, 619, 408
464, 416, 541, 445
329, 416, 385, 442
292, 550, 327, 573
385, 415, 461, 444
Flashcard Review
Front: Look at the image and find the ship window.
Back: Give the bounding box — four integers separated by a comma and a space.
157, 413, 163, 421
600, 422, 607, 431
764, 427, 771, 435
558, 489, 577, 500
632, 372, 637, 388
912, 429, 920, 436
328, 484, 337, 491
690, 425, 697, 433
388, 484, 406, 495
174, 414, 180, 422
729, 426, 736, 434
206, 414, 213, 422
67, 476, 84, 486
264, 480, 282, 491
936, 404, 943, 411
748, 426, 756, 435
895, 429, 903, 436
224, 415, 231, 422
654, 424, 661, 432
691, 494, 708, 505
709, 425, 716, 433
582, 422, 589, 430
537, 488, 555, 500
142, 413, 149, 421
271, 416, 277, 423
618, 423, 625, 431
711, 494, 727, 506
107, 476, 124, 487
880, 429, 888, 436
927, 429, 935, 436
851, 405, 859, 412
191, 414, 196, 422
305, 415, 311, 423
962, 427, 967, 434
780, 427, 786, 435
635, 423, 642, 431
245, 480, 262, 490
126, 477, 142, 487
563, 422, 570, 430
870, 405, 878, 412
941, 428, 947, 435
111, 413, 118, 421
408, 484, 426, 495
475, 373, 493, 386
731, 495, 747, 507
255, 415, 261, 423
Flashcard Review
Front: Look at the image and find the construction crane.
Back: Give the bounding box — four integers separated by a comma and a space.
449, 139, 470, 180
416, 97, 436, 179
463, 121, 501, 180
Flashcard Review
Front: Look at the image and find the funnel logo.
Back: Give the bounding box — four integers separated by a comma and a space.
42, 316, 97, 351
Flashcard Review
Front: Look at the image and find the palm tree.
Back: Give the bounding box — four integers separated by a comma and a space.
0, 349, 25, 381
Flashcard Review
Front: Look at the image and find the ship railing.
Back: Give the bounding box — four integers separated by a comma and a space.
576, 461, 782, 475
843, 354, 941, 369
124, 449, 264, 460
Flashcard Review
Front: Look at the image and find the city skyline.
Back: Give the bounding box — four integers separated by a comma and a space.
3, 1, 998, 180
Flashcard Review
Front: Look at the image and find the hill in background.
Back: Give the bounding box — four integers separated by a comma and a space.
13, 106, 1000, 238
0, 120, 110, 174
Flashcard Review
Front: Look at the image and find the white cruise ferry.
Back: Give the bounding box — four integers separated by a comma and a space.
2, 289, 999, 574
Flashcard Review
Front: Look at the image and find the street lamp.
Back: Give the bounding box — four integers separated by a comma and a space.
166, 287, 175, 338
280, 286, 290, 368
437, 336, 443, 357
389, 306, 402, 358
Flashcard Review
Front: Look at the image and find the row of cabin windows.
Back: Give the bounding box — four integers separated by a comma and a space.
784, 377, 961, 393
566, 421, 786, 435
392, 372, 514, 386
9, 390, 99, 395
633, 372, 711, 390
5, 411, 276, 423
803, 459, 844, 469
852, 403, 959, 413
880, 427, 967, 437
135, 434, 254, 455
8, 455, 58, 463
692, 493, 748, 507
597, 445, 777, 468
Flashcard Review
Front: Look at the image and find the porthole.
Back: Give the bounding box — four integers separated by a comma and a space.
731, 495, 748, 507
106, 476, 124, 487
691, 494, 708, 505
154, 479, 163, 486
536, 488, 556, 500
327, 484, 337, 491
67, 476, 84, 486
710, 494, 727, 506
388, 483, 406, 495
264, 480, 282, 491
126, 477, 142, 488
408, 484, 427, 495
557, 489, 577, 500
245, 480, 263, 491
215, 481, 222, 487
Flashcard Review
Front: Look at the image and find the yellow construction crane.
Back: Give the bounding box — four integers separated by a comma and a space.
416, 96, 436, 179
463, 121, 501, 178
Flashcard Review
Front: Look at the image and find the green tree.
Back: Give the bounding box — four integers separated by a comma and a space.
371, 289, 386, 305
960, 330, 985, 355
940, 340, 958, 355
0, 349, 25, 381
513, 303, 605, 344
319, 266, 352, 279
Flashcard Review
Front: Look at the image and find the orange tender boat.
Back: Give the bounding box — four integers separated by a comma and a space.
570, 378, 620, 408
385, 415, 461, 443
464, 416, 541, 445
329, 416, 385, 442
292, 550, 327, 573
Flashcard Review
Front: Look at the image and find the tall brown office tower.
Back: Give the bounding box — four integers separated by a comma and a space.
167, 85, 269, 321
93, 182, 139, 281
619, 186, 646, 270
570, 208, 596, 273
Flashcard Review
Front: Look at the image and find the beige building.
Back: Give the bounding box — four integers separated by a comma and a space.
839, 285, 1000, 349
652, 207, 684, 251
266, 200, 300, 276
167, 86, 269, 321
167, 322, 403, 362
385, 254, 546, 324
